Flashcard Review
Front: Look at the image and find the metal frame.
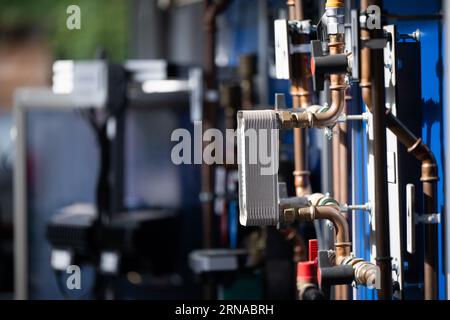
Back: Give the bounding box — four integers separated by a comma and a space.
383, 25, 404, 298
13, 88, 83, 300
13, 82, 195, 299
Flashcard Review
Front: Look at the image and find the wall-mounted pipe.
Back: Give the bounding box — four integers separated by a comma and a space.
287, 0, 312, 197
301, 193, 350, 262
287, 1, 346, 128
335, 93, 350, 300
281, 0, 349, 297
201, 0, 231, 249
331, 100, 346, 299
294, 60, 346, 128
332, 126, 341, 200
295, 202, 378, 288
360, 5, 372, 113
359, 0, 393, 300
299, 205, 350, 262
200, 0, 231, 300
360, 0, 439, 300
325, 0, 349, 300
372, 46, 393, 300
385, 110, 439, 300
339, 95, 351, 205
332, 96, 349, 206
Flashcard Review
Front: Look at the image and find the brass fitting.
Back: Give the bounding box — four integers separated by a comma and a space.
283, 208, 297, 225
421, 161, 439, 183
277, 111, 298, 129
340, 256, 379, 288
291, 200, 378, 289
297, 206, 316, 222
277, 110, 316, 129
325, 0, 344, 8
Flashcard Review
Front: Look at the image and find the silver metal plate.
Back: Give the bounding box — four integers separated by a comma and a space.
237, 110, 280, 226
274, 20, 291, 80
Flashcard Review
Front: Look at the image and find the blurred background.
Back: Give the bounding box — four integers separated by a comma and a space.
0, 0, 299, 300
0, 0, 448, 301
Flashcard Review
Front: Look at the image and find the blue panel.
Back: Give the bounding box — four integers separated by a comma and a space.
220, 0, 260, 67
351, 84, 377, 300
348, 0, 446, 300
384, 0, 445, 300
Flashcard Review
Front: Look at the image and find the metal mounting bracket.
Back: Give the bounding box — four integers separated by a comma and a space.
416, 213, 441, 225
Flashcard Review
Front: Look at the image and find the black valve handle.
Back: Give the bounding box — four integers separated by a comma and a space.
311, 40, 349, 91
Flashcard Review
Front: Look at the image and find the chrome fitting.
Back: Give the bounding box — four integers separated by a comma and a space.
323, 7, 345, 35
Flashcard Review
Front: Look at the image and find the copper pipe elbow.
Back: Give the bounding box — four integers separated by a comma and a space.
313, 35, 346, 127
298, 205, 351, 262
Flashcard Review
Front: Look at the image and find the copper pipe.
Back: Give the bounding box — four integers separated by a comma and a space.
294, 35, 346, 128
284, 0, 310, 274
287, 0, 297, 21
294, 133, 311, 196
385, 110, 437, 173
332, 127, 341, 200
299, 205, 351, 263
330, 161, 342, 297
338, 101, 349, 204
372, 30, 392, 301
201, 0, 231, 249
359, 0, 393, 300
325, 27, 347, 301
316, 34, 346, 126
361, 0, 438, 298
300, 194, 377, 290
277, 6, 346, 130
424, 182, 438, 300
295, 0, 304, 20
297, 204, 378, 289
360, 0, 372, 112
287, 0, 312, 197
289, 3, 345, 195
332, 96, 348, 205
336, 99, 349, 300
369, 80, 440, 300
314, 34, 346, 125
337, 94, 352, 219
201, 0, 231, 300
423, 182, 438, 300
289, 0, 347, 299
385, 109, 439, 300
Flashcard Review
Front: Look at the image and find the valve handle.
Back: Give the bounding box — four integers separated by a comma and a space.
310, 40, 349, 91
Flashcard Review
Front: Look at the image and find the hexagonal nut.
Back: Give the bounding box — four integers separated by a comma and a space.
278, 111, 293, 127
283, 208, 296, 225
327, 22, 339, 35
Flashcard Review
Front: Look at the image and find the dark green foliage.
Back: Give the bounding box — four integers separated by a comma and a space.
0, 0, 130, 61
